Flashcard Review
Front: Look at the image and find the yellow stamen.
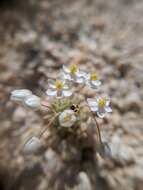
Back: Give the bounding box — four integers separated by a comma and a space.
63, 114, 72, 122
69, 64, 78, 74
90, 73, 97, 81
99, 98, 106, 108
55, 80, 64, 89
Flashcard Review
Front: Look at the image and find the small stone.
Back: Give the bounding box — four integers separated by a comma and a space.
23, 137, 42, 154
44, 148, 60, 172
111, 111, 122, 128
77, 172, 92, 190
13, 107, 27, 122
110, 135, 135, 162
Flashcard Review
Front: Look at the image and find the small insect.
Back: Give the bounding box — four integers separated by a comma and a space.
70, 104, 80, 114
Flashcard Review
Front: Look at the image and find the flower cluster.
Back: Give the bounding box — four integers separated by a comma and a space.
10, 64, 112, 153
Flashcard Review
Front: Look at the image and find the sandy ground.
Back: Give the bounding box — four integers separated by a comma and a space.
0, 0, 143, 189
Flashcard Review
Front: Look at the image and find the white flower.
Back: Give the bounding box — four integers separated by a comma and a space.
23, 136, 42, 154
10, 89, 32, 102
62, 64, 86, 84
85, 72, 101, 89
46, 79, 72, 98
87, 97, 112, 118
59, 109, 77, 127
24, 95, 41, 109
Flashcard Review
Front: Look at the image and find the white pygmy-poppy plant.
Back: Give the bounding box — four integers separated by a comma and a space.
59, 109, 77, 127
10, 89, 32, 102
10, 63, 113, 155
87, 97, 112, 118
85, 72, 101, 89
46, 79, 72, 98
63, 64, 85, 84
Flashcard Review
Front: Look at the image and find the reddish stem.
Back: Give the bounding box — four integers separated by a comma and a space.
85, 100, 102, 144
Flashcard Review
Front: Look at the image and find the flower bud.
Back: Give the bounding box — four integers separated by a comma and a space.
24, 95, 41, 109
10, 89, 32, 102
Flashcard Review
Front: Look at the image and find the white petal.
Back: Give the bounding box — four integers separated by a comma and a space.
90, 105, 98, 112
75, 76, 85, 84
58, 78, 66, 83
77, 70, 87, 78
48, 79, 56, 89
61, 119, 75, 127
23, 137, 41, 154
83, 73, 90, 81
96, 97, 102, 103
63, 85, 69, 90
11, 89, 32, 102
62, 72, 72, 80
24, 95, 41, 109
97, 111, 105, 118
63, 65, 70, 73
91, 80, 101, 87
105, 106, 112, 113
62, 82, 69, 89
46, 89, 57, 96
74, 71, 86, 83
87, 98, 98, 107
105, 101, 110, 106
86, 81, 91, 87
97, 109, 106, 118
62, 90, 72, 97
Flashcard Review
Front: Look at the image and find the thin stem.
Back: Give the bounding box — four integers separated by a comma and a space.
85, 99, 102, 144
91, 112, 102, 144
41, 101, 51, 109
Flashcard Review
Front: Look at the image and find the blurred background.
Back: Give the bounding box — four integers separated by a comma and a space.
0, 0, 143, 190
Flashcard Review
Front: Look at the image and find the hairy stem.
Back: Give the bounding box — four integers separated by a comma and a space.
41, 101, 51, 109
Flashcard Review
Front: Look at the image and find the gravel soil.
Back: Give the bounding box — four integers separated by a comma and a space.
0, 0, 143, 190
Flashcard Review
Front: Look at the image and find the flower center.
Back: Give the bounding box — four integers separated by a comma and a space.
55, 80, 64, 89
63, 114, 72, 122
98, 98, 106, 108
90, 73, 97, 81
69, 64, 78, 74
